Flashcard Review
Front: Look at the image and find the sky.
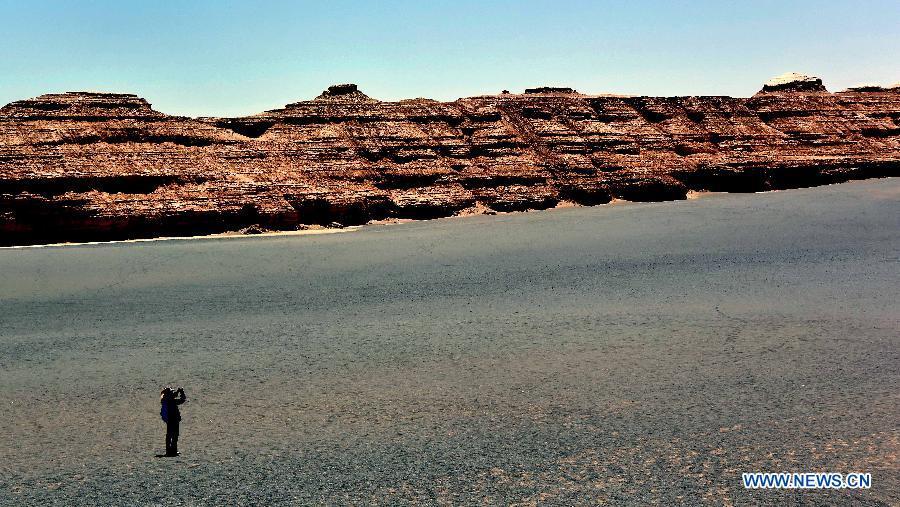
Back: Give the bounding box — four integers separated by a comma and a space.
1, 0, 898, 117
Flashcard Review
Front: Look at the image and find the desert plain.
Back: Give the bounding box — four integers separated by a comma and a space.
0, 178, 897, 505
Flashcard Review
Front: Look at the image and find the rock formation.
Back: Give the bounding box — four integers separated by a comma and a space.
1, 74, 898, 246
759, 72, 827, 93
524, 87, 579, 95
313, 83, 378, 103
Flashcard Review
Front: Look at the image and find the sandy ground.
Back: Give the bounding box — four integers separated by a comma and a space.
0, 178, 898, 505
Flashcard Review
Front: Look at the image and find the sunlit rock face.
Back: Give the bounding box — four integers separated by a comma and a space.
1, 79, 899, 246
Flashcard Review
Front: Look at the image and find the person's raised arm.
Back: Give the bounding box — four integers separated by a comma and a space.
175, 388, 187, 404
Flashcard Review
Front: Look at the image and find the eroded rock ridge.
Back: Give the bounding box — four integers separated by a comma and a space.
1, 75, 899, 245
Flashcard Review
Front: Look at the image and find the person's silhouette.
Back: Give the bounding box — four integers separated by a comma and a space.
160, 387, 186, 456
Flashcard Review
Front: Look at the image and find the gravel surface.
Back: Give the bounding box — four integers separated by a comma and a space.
1, 179, 898, 505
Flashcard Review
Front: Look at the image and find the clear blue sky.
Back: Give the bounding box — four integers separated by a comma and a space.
1, 0, 898, 116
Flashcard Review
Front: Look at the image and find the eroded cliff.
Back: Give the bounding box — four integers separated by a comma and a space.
1, 75, 898, 245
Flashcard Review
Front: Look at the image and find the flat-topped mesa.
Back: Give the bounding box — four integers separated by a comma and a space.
327, 84, 359, 95
0, 91, 160, 119
524, 86, 579, 95
841, 83, 900, 93
312, 83, 378, 103
758, 72, 828, 94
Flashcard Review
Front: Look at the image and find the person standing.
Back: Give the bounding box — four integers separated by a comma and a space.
160, 387, 187, 457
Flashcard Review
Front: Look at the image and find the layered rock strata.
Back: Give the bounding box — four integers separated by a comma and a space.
1, 75, 899, 246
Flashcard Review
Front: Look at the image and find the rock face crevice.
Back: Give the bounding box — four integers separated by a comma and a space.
1, 74, 898, 246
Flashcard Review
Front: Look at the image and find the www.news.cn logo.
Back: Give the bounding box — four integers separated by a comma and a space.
743, 472, 871, 489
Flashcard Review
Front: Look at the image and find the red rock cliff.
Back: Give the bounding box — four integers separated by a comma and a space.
1, 75, 899, 245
